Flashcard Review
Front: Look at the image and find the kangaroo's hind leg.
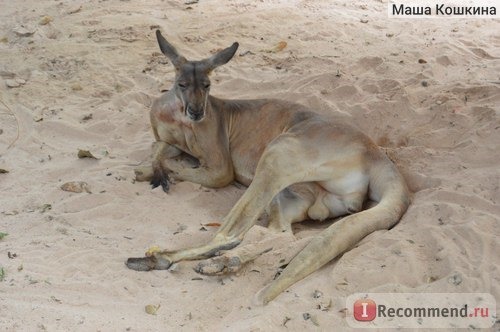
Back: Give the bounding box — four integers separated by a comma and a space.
195, 183, 319, 276
127, 134, 320, 272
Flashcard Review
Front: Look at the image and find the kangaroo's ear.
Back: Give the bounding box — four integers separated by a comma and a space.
207, 42, 239, 69
156, 30, 186, 68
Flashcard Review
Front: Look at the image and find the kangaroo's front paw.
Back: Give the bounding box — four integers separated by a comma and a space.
126, 255, 172, 271
194, 255, 242, 275
150, 168, 170, 193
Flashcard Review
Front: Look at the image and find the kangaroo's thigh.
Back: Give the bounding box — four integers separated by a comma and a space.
267, 183, 321, 232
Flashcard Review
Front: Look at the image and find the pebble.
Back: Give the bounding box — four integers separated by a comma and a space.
5, 78, 25, 88
448, 273, 462, 285
313, 290, 323, 298
67, 5, 82, 15
39, 16, 53, 25
13, 26, 35, 37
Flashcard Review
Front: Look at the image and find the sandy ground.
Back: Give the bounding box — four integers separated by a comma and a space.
0, 0, 499, 331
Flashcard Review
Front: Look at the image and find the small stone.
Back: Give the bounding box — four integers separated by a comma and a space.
418, 58, 427, 64
421, 80, 428, 87
360, 18, 369, 23
303, 313, 311, 320
13, 26, 36, 37
448, 273, 462, 286
313, 290, 323, 298
71, 83, 83, 91
5, 79, 21, 88
39, 16, 53, 25
81, 114, 93, 121
67, 5, 82, 15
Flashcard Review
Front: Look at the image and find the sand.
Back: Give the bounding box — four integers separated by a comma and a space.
0, 0, 499, 330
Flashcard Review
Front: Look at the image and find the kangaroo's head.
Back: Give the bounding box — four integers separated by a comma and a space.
156, 30, 239, 122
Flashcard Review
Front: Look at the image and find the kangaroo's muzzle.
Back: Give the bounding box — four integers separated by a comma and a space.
186, 105, 204, 122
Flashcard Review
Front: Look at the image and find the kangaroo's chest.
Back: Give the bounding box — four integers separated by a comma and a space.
153, 96, 197, 153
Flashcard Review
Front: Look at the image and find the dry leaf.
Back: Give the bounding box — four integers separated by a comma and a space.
145, 304, 160, 315
39, 204, 52, 213
203, 222, 221, 227
77, 149, 98, 159
60, 181, 91, 193
262, 41, 288, 53
275, 41, 287, 52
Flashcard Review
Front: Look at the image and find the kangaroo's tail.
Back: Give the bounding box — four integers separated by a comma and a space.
255, 153, 410, 304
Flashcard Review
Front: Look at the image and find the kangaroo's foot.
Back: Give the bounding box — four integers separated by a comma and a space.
126, 254, 172, 271
126, 246, 173, 271
195, 226, 296, 276
195, 255, 243, 275
195, 246, 272, 276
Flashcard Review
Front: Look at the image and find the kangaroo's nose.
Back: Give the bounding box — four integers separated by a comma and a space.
186, 105, 204, 121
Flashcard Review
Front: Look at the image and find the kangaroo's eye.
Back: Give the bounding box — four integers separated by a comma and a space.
178, 83, 187, 89
204, 83, 211, 89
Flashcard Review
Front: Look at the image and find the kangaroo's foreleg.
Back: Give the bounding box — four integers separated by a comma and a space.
133, 142, 178, 187
150, 141, 182, 192
162, 152, 233, 188
135, 141, 198, 184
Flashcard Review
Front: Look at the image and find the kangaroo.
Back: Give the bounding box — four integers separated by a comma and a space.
127, 30, 410, 304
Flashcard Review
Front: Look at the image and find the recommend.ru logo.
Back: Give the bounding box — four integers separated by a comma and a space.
346, 293, 496, 328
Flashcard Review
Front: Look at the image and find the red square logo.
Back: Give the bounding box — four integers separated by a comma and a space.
353, 299, 376, 321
